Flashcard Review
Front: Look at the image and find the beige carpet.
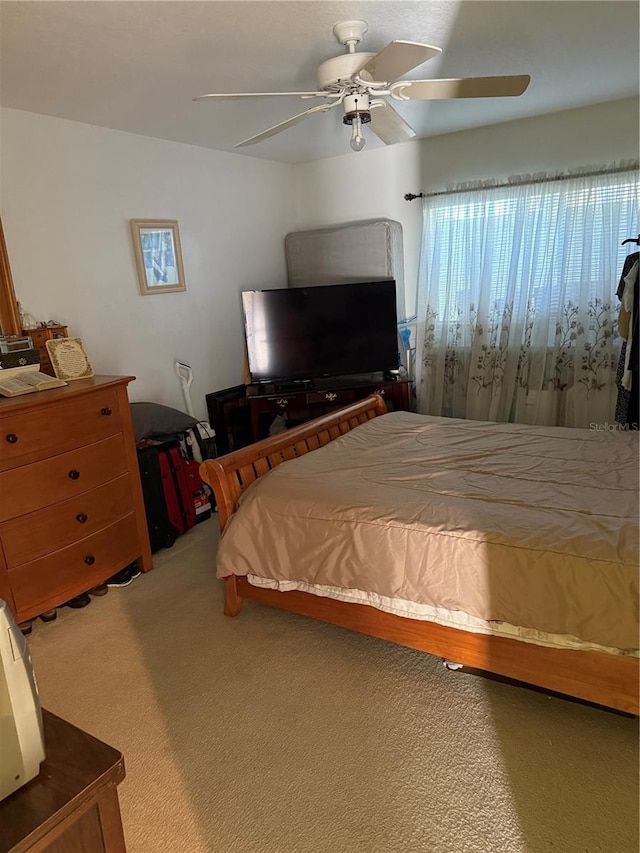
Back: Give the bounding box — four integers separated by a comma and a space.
27, 519, 638, 853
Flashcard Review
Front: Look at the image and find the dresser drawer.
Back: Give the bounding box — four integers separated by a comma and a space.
25, 326, 68, 349
0, 474, 134, 567
9, 514, 140, 613
0, 387, 121, 468
0, 434, 128, 521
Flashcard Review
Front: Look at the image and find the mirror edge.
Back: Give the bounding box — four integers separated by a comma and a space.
0, 218, 21, 336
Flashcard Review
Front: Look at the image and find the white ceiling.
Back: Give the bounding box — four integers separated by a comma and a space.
1, 1, 638, 164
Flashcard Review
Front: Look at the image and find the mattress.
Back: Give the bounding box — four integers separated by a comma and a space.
216, 412, 639, 656
284, 219, 406, 321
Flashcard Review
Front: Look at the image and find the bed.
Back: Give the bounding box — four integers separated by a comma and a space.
200, 395, 639, 714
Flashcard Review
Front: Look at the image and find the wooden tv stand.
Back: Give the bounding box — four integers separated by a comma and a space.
246, 377, 412, 442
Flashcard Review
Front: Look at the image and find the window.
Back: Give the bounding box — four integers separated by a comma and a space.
425, 173, 639, 329
416, 166, 639, 426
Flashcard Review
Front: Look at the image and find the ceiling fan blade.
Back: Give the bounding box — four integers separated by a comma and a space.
194, 91, 334, 102
369, 102, 416, 145
234, 100, 341, 148
390, 74, 531, 100
358, 41, 441, 84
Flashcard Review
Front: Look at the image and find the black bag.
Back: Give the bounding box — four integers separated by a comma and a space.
182, 423, 217, 463
137, 446, 180, 553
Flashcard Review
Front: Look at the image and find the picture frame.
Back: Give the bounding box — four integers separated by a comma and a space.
45, 336, 94, 381
130, 219, 186, 295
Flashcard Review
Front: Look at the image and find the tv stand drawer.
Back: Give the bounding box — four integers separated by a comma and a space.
251, 393, 306, 413
246, 379, 412, 442
306, 388, 357, 405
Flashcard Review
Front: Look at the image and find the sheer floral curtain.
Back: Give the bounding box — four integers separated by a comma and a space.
414, 165, 639, 428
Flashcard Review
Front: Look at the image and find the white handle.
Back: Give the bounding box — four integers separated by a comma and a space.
175, 361, 195, 417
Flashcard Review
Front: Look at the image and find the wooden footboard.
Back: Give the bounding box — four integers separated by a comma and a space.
200, 395, 639, 714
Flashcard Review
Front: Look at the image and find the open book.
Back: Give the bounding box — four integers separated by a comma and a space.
0, 371, 67, 397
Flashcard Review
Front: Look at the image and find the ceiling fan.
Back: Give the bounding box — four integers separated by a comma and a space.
194, 20, 530, 152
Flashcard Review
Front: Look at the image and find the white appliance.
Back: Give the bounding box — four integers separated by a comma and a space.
0, 599, 45, 800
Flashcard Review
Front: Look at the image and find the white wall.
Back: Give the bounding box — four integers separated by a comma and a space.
2, 99, 637, 419
293, 98, 640, 313
0, 109, 297, 418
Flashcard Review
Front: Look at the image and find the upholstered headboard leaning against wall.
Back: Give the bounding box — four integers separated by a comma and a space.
284, 219, 406, 322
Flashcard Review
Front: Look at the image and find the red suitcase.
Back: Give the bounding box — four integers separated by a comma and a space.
168, 447, 197, 532
183, 459, 212, 524
158, 447, 196, 535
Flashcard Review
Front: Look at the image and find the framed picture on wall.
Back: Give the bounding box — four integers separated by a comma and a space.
130, 219, 186, 295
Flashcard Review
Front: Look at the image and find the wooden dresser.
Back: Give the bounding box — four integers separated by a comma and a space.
0, 376, 152, 625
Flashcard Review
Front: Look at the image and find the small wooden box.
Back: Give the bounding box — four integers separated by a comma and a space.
22, 325, 68, 376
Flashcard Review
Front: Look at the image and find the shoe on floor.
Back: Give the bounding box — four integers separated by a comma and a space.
39, 609, 58, 622
61, 593, 92, 609
106, 566, 138, 588
89, 583, 109, 596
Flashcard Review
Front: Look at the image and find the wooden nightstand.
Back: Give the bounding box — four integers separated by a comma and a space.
22, 326, 68, 377
0, 709, 127, 852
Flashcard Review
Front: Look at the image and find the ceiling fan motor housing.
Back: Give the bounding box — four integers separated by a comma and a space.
317, 53, 377, 90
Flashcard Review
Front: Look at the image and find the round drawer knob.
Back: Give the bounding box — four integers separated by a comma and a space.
84, 555, 95, 566
76, 512, 88, 524
101, 407, 112, 416
5, 433, 18, 444
68, 469, 81, 480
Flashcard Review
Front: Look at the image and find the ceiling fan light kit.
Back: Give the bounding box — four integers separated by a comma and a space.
194, 20, 531, 153
349, 117, 366, 151
341, 92, 371, 151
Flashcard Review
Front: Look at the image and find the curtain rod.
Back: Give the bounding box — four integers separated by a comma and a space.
404, 162, 639, 201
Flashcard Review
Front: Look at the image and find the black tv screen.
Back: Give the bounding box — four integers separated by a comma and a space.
242, 280, 399, 383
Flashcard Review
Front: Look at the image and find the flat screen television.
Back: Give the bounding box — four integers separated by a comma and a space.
242, 280, 399, 384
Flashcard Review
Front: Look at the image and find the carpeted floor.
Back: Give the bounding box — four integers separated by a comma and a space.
27, 519, 638, 853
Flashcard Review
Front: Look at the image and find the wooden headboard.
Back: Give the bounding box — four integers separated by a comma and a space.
200, 394, 388, 532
